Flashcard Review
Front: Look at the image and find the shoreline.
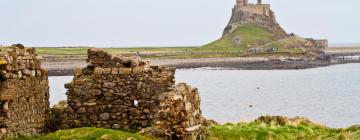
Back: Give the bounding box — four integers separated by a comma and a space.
42, 57, 357, 76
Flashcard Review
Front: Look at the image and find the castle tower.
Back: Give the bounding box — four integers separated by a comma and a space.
236, 0, 248, 6
257, 0, 262, 4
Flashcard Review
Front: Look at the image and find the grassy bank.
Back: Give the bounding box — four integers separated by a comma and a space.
12, 116, 360, 140
209, 122, 360, 140
11, 127, 158, 140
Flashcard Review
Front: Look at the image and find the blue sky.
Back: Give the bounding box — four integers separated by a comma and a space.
0, 0, 359, 47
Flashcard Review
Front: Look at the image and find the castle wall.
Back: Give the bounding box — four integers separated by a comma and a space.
0, 45, 50, 139
238, 4, 271, 17
236, 0, 248, 6
55, 49, 206, 139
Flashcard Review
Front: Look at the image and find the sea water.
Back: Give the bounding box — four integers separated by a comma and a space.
49, 63, 360, 128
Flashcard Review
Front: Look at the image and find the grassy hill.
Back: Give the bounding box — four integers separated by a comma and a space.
199, 24, 304, 54
200, 24, 275, 52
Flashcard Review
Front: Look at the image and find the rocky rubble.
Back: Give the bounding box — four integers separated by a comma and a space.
0, 44, 50, 139
54, 49, 207, 139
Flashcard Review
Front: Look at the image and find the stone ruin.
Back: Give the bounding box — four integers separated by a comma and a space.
54, 49, 207, 139
144, 83, 206, 139
0, 45, 207, 139
0, 44, 50, 139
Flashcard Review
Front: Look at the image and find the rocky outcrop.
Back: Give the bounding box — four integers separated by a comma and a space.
54, 49, 207, 139
0, 45, 50, 139
255, 115, 325, 127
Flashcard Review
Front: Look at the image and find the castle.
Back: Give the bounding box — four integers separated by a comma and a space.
221, 0, 328, 53
223, 0, 288, 39
236, 0, 274, 19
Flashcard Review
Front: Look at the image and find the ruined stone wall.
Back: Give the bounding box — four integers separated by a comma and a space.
56, 49, 206, 139
145, 83, 206, 140
0, 45, 50, 139
238, 4, 271, 17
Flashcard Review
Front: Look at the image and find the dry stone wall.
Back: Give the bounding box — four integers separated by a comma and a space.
144, 83, 206, 140
56, 49, 206, 139
0, 44, 50, 139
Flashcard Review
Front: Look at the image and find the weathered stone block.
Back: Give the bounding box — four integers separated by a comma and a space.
73, 79, 86, 85
92, 89, 102, 95
99, 113, 110, 121
102, 68, 111, 74
132, 67, 143, 75
119, 68, 132, 75
103, 82, 116, 88
0, 95, 13, 101
111, 68, 119, 75
77, 107, 86, 114
94, 67, 103, 75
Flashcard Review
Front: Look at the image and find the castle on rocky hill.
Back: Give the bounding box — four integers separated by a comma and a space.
224, 0, 288, 39
219, 0, 328, 55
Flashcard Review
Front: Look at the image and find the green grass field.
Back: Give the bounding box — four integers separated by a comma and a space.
33, 24, 309, 59
11, 127, 158, 140
209, 122, 360, 140
35, 47, 194, 55
12, 116, 360, 140
36, 47, 89, 56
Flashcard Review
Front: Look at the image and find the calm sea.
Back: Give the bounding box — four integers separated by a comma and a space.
49, 63, 360, 128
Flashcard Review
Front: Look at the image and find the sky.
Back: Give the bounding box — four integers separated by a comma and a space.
0, 0, 359, 47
